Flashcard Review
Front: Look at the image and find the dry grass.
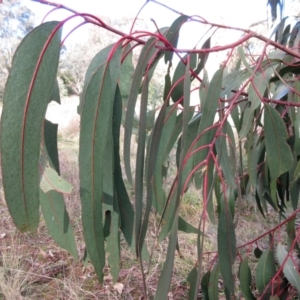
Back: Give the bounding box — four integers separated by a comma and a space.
0, 110, 281, 299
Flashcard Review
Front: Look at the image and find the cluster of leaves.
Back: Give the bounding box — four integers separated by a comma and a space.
2, 0, 300, 299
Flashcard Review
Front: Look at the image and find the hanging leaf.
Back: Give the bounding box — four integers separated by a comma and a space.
79, 44, 122, 282
0, 21, 61, 232
255, 249, 276, 294
264, 103, 293, 182
277, 243, 300, 293
44, 119, 60, 174
124, 38, 157, 185
194, 37, 211, 75
135, 75, 150, 258
103, 195, 120, 283
154, 217, 178, 299
40, 188, 78, 261
215, 131, 236, 187
113, 87, 149, 261
171, 52, 197, 103
218, 193, 236, 294
163, 73, 171, 102
208, 263, 220, 300
287, 217, 300, 254
78, 44, 115, 114
187, 266, 199, 300
200, 271, 210, 300
194, 68, 223, 188
239, 257, 256, 300
164, 15, 189, 64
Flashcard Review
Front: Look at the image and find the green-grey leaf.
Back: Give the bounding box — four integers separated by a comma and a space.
0, 21, 61, 232
40, 162, 73, 194
40, 189, 78, 260
44, 120, 60, 174
239, 257, 256, 300
79, 45, 122, 282
277, 243, 300, 293
200, 271, 210, 300
208, 263, 220, 300
218, 194, 236, 294
264, 103, 293, 182
187, 266, 198, 300
124, 38, 157, 185
194, 68, 223, 187
164, 15, 189, 64
255, 249, 276, 294
78, 44, 114, 114
154, 217, 178, 300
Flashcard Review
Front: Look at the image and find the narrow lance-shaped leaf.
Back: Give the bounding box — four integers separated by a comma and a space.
248, 65, 279, 111
255, 249, 276, 294
239, 257, 256, 300
40, 116, 78, 260
135, 75, 149, 258
113, 87, 149, 261
287, 216, 300, 253
79, 44, 122, 282
264, 103, 293, 205
171, 53, 197, 103
264, 103, 293, 181
208, 263, 220, 300
0, 21, 61, 232
164, 15, 189, 64
215, 132, 235, 187
78, 44, 115, 114
103, 194, 120, 283
217, 192, 236, 294
154, 216, 179, 300
200, 271, 210, 300
277, 243, 300, 294
187, 266, 199, 300
124, 38, 157, 185
194, 68, 223, 188
102, 120, 120, 282
194, 37, 211, 76
155, 58, 191, 299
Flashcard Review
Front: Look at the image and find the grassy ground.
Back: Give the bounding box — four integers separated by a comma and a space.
0, 105, 287, 299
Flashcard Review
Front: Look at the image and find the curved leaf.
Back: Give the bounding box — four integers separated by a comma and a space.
123, 38, 157, 185
135, 75, 150, 257
264, 103, 293, 182
239, 257, 256, 300
200, 271, 210, 300
194, 68, 223, 187
0, 21, 61, 232
208, 263, 220, 300
40, 189, 78, 260
78, 44, 114, 114
187, 266, 198, 300
79, 44, 122, 282
255, 249, 276, 294
113, 87, 149, 261
154, 217, 178, 300
277, 243, 300, 293
171, 53, 197, 103
164, 15, 189, 64
217, 193, 236, 294
194, 37, 211, 75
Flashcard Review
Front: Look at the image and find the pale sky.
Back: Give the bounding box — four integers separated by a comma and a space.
25, 0, 296, 76
25, 0, 270, 53
27, 0, 269, 34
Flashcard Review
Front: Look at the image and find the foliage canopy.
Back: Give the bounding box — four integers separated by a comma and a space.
2, 0, 300, 298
